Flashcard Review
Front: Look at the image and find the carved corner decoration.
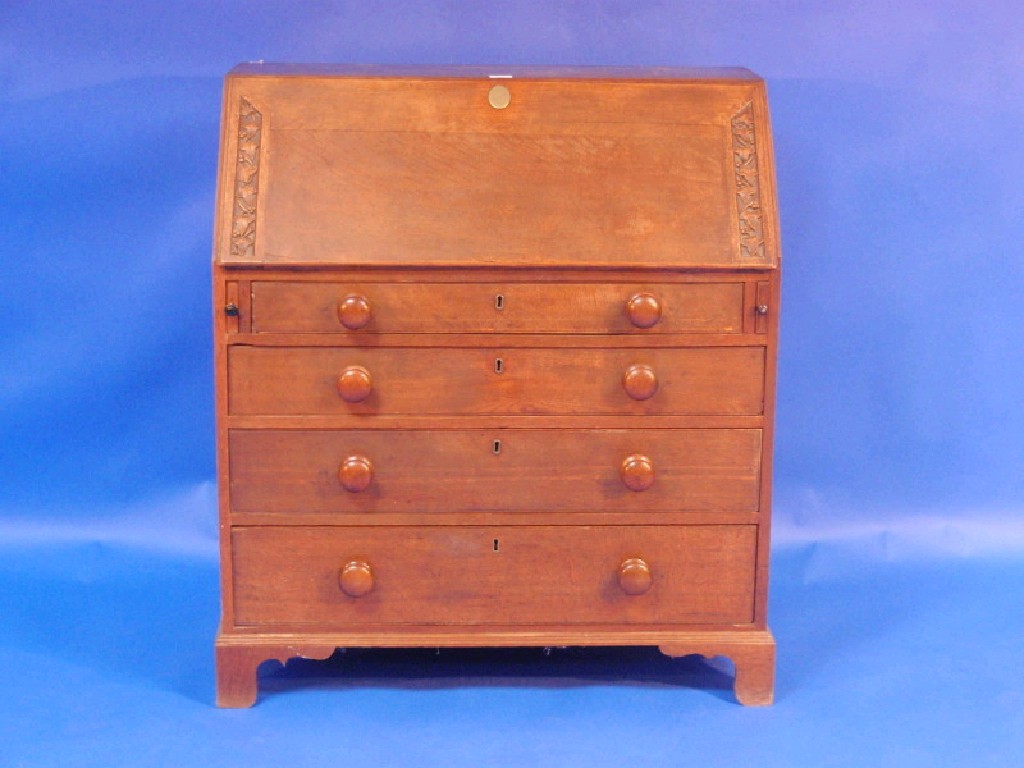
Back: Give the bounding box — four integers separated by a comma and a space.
230, 98, 262, 259
731, 102, 764, 260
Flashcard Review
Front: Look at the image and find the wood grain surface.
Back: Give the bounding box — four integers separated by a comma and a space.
227, 346, 765, 416
212, 66, 781, 708
250, 281, 744, 334
228, 428, 762, 514
230, 524, 757, 627
215, 75, 775, 268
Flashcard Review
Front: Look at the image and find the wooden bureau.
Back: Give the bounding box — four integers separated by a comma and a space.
212, 64, 781, 707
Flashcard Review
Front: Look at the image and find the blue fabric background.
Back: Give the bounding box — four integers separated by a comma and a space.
1, 1, 1021, 764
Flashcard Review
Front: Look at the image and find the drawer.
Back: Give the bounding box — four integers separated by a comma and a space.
228, 428, 761, 514
230, 524, 757, 627
250, 281, 744, 334
227, 346, 765, 416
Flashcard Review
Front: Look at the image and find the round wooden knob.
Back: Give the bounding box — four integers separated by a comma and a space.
618, 557, 652, 595
337, 365, 372, 402
338, 294, 371, 330
620, 454, 654, 491
626, 293, 662, 328
339, 560, 374, 597
338, 455, 373, 492
622, 364, 658, 400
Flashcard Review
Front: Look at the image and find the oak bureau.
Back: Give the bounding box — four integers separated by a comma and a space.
212, 64, 781, 707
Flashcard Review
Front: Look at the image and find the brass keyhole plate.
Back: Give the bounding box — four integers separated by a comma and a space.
488, 85, 511, 109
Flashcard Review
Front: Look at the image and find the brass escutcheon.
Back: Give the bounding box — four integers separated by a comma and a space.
488, 85, 511, 109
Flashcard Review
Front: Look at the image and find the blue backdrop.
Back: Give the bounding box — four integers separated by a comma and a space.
1, 2, 1021, 765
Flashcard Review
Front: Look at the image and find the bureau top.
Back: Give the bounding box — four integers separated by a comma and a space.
228, 63, 762, 82
215, 65, 780, 269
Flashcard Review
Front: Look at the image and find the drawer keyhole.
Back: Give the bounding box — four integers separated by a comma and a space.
492, 439, 502, 455
495, 294, 505, 311
493, 538, 500, 552
494, 358, 504, 374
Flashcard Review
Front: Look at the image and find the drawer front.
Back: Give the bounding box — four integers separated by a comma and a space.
227, 346, 764, 416
228, 428, 761, 514
251, 281, 744, 334
231, 524, 757, 627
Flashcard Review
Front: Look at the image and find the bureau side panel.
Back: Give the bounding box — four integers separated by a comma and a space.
212, 266, 236, 625
750, 81, 781, 629
753, 268, 781, 628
